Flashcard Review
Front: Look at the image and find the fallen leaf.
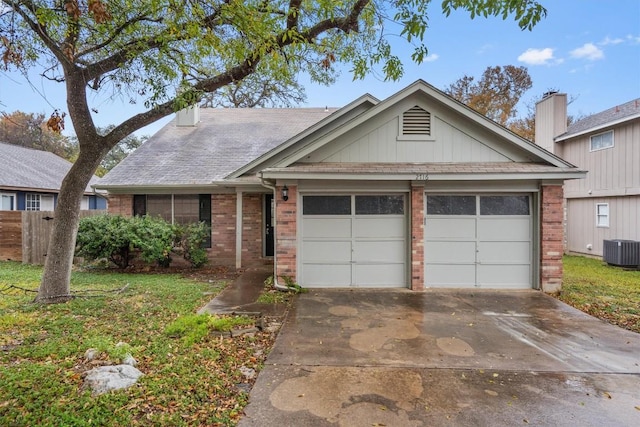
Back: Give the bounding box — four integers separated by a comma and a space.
602, 391, 612, 399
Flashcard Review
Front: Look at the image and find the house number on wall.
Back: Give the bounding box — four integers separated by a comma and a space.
415, 173, 429, 181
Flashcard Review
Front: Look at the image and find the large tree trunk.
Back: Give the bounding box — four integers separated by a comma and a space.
35, 147, 105, 303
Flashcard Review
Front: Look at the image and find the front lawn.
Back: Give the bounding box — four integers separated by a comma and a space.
559, 255, 640, 334
0, 262, 281, 426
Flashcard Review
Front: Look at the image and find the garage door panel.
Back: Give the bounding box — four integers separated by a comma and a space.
425, 218, 476, 239
301, 194, 407, 288
478, 265, 531, 288
354, 240, 405, 263
425, 193, 532, 290
355, 264, 406, 287
302, 218, 351, 238
478, 217, 531, 240
425, 241, 476, 263
302, 264, 351, 287
479, 241, 530, 263
354, 217, 405, 238
425, 265, 476, 287
303, 240, 351, 263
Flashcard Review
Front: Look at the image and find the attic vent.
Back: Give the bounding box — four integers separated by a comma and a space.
402, 106, 431, 136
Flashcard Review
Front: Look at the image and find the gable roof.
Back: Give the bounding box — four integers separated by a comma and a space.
96, 108, 336, 189
263, 80, 575, 170
557, 98, 640, 142
0, 142, 97, 193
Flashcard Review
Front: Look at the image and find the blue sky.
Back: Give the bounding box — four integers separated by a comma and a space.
1, 0, 639, 137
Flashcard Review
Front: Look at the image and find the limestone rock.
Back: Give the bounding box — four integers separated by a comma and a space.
84, 364, 143, 395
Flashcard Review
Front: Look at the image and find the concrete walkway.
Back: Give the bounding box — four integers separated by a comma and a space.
198, 265, 288, 317
239, 289, 640, 426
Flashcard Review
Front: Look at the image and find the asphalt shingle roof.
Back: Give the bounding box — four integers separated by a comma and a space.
98, 108, 336, 187
0, 142, 97, 192
564, 98, 640, 137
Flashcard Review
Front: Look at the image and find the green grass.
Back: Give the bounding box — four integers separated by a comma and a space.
0, 261, 277, 426
559, 255, 640, 333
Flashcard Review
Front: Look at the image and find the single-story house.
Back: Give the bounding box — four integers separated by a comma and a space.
0, 141, 107, 211
95, 80, 585, 292
535, 93, 640, 259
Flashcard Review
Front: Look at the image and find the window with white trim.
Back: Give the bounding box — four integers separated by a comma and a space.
1, 193, 16, 210
596, 203, 609, 227
590, 130, 613, 151
401, 105, 431, 137
81, 196, 90, 210
25, 194, 41, 211
25, 194, 54, 211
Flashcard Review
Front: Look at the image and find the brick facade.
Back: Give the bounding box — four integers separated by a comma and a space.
410, 186, 425, 290
540, 185, 564, 293
241, 194, 264, 265
275, 185, 297, 280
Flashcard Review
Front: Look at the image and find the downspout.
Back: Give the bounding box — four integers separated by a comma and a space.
260, 173, 290, 291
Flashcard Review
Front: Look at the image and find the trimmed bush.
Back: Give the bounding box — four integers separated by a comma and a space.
76, 215, 210, 269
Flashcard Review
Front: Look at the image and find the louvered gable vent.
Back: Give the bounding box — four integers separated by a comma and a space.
402, 105, 431, 136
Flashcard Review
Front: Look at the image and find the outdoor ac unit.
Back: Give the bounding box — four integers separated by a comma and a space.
603, 240, 640, 267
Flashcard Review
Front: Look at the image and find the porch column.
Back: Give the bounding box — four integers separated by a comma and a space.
236, 190, 243, 269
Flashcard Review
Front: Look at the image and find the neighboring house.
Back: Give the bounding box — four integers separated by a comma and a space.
95, 80, 585, 292
0, 142, 107, 211
535, 94, 640, 257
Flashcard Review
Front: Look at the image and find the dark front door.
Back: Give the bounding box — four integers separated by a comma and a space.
265, 194, 274, 257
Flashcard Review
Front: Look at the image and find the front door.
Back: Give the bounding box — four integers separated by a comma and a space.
265, 194, 274, 257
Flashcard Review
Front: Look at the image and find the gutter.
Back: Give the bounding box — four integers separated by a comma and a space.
259, 174, 290, 292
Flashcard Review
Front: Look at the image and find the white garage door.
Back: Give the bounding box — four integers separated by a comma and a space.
301, 194, 407, 288
425, 194, 532, 289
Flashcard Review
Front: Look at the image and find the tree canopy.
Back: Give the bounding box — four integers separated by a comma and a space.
445, 65, 533, 127
0, 0, 548, 303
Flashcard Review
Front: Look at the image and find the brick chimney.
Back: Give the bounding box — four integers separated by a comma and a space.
535, 92, 567, 154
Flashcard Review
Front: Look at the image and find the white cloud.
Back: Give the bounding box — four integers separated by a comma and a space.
599, 36, 624, 46
424, 54, 439, 62
570, 43, 604, 60
627, 34, 640, 44
517, 48, 555, 65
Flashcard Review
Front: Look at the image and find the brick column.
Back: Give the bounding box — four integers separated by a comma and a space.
107, 194, 133, 216
541, 185, 564, 293
210, 194, 236, 265
276, 185, 297, 280
410, 186, 425, 290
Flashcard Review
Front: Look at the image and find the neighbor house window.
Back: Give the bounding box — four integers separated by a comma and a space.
81, 196, 90, 210
1, 193, 16, 210
596, 203, 609, 227
401, 105, 431, 137
25, 194, 40, 211
25, 194, 54, 211
590, 130, 614, 151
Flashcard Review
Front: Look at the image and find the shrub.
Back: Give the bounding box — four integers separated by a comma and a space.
175, 222, 209, 268
130, 215, 175, 267
76, 214, 134, 268
76, 215, 210, 269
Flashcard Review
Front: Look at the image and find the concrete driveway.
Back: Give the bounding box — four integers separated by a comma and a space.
239, 290, 640, 427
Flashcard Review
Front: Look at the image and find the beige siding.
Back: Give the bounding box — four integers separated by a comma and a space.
303, 96, 531, 164
560, 119, 640, 198
566, 196, 640, 256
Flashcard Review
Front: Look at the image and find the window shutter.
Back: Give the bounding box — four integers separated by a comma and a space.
402, 106, 431, 136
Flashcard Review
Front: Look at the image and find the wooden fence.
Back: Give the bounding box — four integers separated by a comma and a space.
0, 210, 106, 265
0, 211, 22, 261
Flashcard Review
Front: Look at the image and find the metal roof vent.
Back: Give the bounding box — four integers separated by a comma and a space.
603, 239, 640, 268
402, 105, 431, 136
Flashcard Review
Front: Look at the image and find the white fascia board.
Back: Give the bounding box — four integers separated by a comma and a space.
555, 113, 640, 142
260, 170, 587, 182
